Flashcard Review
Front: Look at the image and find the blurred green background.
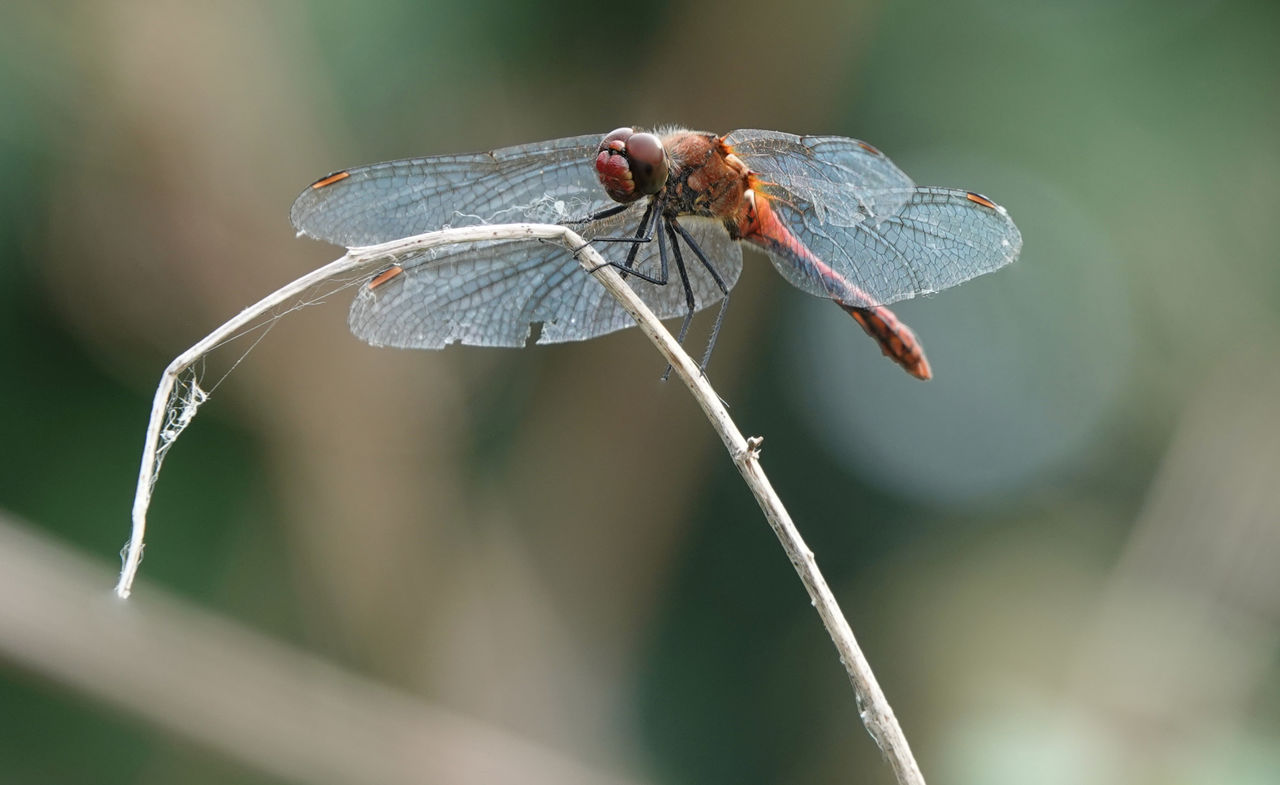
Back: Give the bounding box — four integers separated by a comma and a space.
2, 1, 1278, 783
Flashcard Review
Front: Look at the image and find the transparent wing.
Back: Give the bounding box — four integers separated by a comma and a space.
726, 129, 1022, 306
726, 129, 917, 222
347, 205, 741, 348
291, 134, 610, 247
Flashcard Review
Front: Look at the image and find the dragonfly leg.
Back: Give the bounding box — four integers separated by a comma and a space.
657, 217, 695, 381
569, 200, 652, 261
617, 200, 660, 281
669, 217, 731, 374
663, 219, 697, 344
559, 202, 633, 257
580, 199, 671, 286
586, 197, 660, 247
562, 202, 630, 226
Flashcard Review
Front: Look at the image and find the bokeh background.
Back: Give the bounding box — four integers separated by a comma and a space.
2, 1, 1278, 783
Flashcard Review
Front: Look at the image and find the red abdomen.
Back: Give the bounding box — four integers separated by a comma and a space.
733, 189, 932, 380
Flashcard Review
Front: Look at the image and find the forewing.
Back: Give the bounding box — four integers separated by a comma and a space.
347, 204, 741, 348
291, 134, 608, 247
727, 130, 1022, 306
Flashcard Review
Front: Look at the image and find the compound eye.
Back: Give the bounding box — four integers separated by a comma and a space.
595, 127, 667, 203
625, 132, 668, 196
601, 127, 634, 149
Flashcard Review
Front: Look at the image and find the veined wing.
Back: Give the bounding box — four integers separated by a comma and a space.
291, 134, 608, 247
347, 204, 741, 348
726, 129, 1021, 306
726, 129, 917, 225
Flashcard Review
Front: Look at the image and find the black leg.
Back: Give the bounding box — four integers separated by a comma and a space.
658, 218, 700, 381
617, 200, 659, 281
669, 218, 731, 374
664, 219, 697, 345
669, 218, 730, 296
556, 202, 631, 255
652, 208, 671, 292
562, 202, 630, 225
580, 199, 671, 286
587, 198, 658, 246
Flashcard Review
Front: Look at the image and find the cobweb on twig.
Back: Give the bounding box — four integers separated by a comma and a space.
137, 269, 372, 500
150, 369, 206, 489
116, 250, 396, 598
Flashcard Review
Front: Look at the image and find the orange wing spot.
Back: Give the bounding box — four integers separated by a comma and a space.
857, 141, 882, 156
311, 171, 351, 189
368, 265, 404, 289
965, 192, 998, 209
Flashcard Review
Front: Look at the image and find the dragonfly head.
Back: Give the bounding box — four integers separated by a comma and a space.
595, 127, 669, 204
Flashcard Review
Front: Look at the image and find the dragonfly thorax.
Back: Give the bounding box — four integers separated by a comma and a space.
658, 131, 753, 224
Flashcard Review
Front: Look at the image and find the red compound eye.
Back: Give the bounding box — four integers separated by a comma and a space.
594, 127, 669, 204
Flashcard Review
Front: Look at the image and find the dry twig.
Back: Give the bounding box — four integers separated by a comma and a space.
116, 222, 926, 785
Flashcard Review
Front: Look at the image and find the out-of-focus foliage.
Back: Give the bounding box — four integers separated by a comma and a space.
1, 1, 1277, 784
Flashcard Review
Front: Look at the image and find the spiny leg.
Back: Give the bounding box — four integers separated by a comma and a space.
563, 202, 630, 226
618, 198, 659, 281
658, 216, 697, 381
558, 201, 630, 259
669, 217, 731, 373
663, 218, 697, 347
580, 198, 669, 286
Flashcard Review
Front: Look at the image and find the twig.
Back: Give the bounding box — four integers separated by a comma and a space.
117, 222, 926, 785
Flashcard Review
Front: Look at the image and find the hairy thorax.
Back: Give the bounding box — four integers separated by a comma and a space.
660, 131, 753, 224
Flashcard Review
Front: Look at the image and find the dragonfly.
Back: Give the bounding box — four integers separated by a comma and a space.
290, 127, 1022, 379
